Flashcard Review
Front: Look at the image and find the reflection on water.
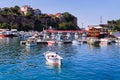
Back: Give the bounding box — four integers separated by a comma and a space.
0, 37, 120, 80
0, 37, 18, 45
0, 38, 10, 45
45, 61, 62, 73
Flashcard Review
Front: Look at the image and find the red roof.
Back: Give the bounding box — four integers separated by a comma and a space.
48, 14, 55, 17
55, 13, 61, 17
44, 30, 87, 33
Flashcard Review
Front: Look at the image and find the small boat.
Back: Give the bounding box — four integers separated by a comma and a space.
100, 38, 111, 45
26, 37, 37, 47
0, 31, 7, 38
44, 51, 63, 66
72, 40, 81, 45
47, 41, 55, 46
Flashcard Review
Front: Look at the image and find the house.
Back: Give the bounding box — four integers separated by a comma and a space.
20, 5, 33, 15
55, 13, 62, 18
34, 9, 41, 16
48, 13, 62, 18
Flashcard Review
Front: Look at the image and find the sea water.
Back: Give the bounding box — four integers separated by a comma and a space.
0, 37, 120, 80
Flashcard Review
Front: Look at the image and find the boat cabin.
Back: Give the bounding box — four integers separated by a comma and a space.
87, 26, 109, 38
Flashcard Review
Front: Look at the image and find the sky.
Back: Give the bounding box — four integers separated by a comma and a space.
0, 0, 120, 28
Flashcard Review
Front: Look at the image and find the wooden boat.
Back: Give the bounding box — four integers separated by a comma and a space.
87, 26, 109, 38
88, 27, 100, 37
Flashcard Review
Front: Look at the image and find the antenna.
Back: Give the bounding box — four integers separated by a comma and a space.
82, 23, 84, 28
100, 16, 102, 24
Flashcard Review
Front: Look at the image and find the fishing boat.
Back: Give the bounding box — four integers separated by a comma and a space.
44, 51, 63, 66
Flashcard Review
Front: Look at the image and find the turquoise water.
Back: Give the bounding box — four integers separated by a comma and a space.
0, 37, 120, 80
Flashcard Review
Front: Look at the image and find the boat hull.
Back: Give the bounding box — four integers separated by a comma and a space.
44, 51, 63, 66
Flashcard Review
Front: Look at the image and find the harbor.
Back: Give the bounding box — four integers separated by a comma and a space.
0, 0, 120, 79
0, 37, 120, 80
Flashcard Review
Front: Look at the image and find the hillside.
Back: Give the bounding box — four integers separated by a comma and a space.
0, 5, 79, 31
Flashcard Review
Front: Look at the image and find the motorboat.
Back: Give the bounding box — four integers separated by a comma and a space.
44, 51, 63, 66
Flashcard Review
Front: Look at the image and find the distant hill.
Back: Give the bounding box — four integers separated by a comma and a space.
0, 5, 79, 31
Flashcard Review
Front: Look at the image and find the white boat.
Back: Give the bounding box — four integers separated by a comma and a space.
44, 51, 63, 66
26, 37, 37, 47
115, 37, 120, 44
100, 38, 111, 45
72, 40, 81, 45
58, 41, 64, 45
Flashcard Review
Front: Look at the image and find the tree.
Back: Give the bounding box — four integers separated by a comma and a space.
108, 19, 120, 31
59, 22, 77, 30
0, 23, 10, 29
49, 22, 58, 29
11, 24, 18, 29
34, 20, 43, 31
62, 12, 74, 22
39, 14, 49, 18
26, 12, 33, 19
22, 24, 33, 31
11, 5, 20, 15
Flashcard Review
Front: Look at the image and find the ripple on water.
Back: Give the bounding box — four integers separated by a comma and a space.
0, 38, 120, 80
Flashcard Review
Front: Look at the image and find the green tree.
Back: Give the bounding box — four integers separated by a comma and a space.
11, 24, 18, 29
34, 20, 43, 31
0, 23, 9, 29
39, 14, 49, 18
11, 5, 20, 15
22, 24, 33, 31
63, 12, 74, 22
2, 7, 10, 15
49, 22, 58, 29
108, 19, 120, 31
59, 22, 77, 30
26, 12, 33, 19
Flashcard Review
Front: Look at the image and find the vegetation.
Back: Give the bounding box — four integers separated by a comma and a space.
0, 5, 78, 31
62, 12, 75, 22
0, 23, 9, 29
39, 14, 49, 18
59, 22, 77, 30
34, 20, 44, 31
107, 19, 120, 31
26, 12, 33, 19
58, 12, 78, 30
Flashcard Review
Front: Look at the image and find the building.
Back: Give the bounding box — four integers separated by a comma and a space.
34, 9, 41, 16
20, 5, 33, 15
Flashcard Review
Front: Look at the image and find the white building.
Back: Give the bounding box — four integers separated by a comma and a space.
20, 5, 33, 15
